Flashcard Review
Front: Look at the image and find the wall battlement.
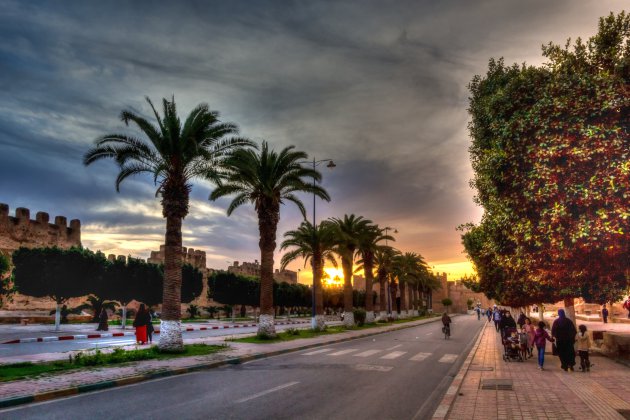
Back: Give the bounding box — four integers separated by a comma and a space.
0, 203, 81, 254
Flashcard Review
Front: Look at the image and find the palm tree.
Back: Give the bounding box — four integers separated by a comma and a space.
210, 141, 329, 337
330, 214, 373, 327
280, 221, 337, 331
355, 226, 394, 323
374, 246, 398, 320
84, 96, 253, 351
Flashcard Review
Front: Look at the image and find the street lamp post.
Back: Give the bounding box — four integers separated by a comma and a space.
307, 158, 335, 329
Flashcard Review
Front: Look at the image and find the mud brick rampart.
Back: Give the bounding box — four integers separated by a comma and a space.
0, 203, 81, 255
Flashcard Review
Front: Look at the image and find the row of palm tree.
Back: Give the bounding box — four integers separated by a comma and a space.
281, 216, 442, 330
84, 96, 438, 349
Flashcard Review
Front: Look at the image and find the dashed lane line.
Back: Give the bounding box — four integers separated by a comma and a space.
235, 381, 300, 404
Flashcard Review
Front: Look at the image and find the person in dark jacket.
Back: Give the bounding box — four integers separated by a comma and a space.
601, 305, 609, 323
499, 311, 517, 339
551, 308, 577, 371
517, 312, 527, 329
96, 308, 108, 331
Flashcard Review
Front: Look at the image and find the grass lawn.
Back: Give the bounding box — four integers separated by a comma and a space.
229, 314, 439, 344
0, 344, 226, 383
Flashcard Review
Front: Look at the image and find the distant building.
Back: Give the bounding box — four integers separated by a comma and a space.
228, 260, 297, 284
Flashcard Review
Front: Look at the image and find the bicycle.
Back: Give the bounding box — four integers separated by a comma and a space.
442, 324, 451, 339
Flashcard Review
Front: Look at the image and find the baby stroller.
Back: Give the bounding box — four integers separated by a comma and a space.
502, 327, 524, 362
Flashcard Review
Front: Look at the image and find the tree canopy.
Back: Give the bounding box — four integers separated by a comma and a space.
463, 12, 630, 306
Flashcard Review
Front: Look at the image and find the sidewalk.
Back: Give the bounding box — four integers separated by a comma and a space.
0, 316, 442, 409
0, 318, 310, 344
439, 322, 630, 419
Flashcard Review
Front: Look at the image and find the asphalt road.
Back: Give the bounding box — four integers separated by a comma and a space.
0, 315, 484, 420
0, 323, 313, 357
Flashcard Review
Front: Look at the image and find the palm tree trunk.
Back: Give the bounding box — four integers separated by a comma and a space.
342, 256, 354, 327
312, 255, 325, 331
400, 281, 407, 318
257, 202, 279, 337
364, 259, 375, 323
378, 271, 387, 319
158, 214, 184, 352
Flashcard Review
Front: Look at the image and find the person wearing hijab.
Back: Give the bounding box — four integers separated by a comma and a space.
133, 304, 151, 345
499, 311, 517, 339
551, 308, 577, 371
96, 308, 108, 331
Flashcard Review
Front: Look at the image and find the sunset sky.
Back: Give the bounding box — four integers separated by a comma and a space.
0, 1, 624, 283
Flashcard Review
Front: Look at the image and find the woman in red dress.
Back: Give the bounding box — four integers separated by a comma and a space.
133, 304, 151, 345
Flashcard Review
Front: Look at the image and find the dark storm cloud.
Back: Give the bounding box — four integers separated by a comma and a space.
0, 0, 624, 273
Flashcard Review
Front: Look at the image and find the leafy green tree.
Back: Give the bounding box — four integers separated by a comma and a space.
0, 252, 14, 308
441, 298, 453, 313
208, 271, 260, 309
374, 247, 398, 316
331, 214, 372, 327
464, 13, 630, 314
12, 247, 104, 331
210, 141, 329, 337
84, 96, 253, 351
280, 220, 337, 330
74, 295, 119, 323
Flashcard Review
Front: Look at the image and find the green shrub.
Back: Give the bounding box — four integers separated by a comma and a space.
353, 309, 366, 327
418, 308, 427, 317
285, 327, 300, 336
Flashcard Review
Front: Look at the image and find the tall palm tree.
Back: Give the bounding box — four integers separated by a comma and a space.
355, 226, 394, 323
280, 220, 337, 331
211, 141, 329, 337
374, 246, 398, 320
84, 96, 253, 351
330, 214, 372, 327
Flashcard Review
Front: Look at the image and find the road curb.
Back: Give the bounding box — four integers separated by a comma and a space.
431, 321, 486, 419
0, 316, 442, 410
1, 321, 309, 344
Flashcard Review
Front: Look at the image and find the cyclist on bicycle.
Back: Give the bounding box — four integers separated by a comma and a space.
442, 312, 452, 334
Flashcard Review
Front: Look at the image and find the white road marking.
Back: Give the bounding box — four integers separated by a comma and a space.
353, 349, 382, 357
438, 354, 458, 363
235, 381, 300, 403
426, 332, 433, 335
386, 344, 402, 350
301, 348, 333, 356
88, 340, 136, 346
353, 364, 393, 372
409, 352, 432, 362
328, 349, 359, 356
380, 351, 407, 360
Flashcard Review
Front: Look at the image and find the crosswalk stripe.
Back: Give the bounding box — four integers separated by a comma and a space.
386, 344, 402, 350
438, 354, 458, 363
328, 349, 359, 356
353, 349, 382, 357
302, 348, 333, 356
380, 351, 407, 359
410, 352, 432, 362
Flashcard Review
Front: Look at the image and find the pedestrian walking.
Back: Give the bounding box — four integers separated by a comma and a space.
499, 311, 516, 339
601, 305, 609, 324
147, 308, 155, 344
486, 307, 493, 323
623, 297, 630, 319
523, 317, 536, 358
575, 324, 592, 372
493, 306, 502, 332
475, 306, 481, 320
517, 312, 526, 329
551, 309, 577, 371
133, 304, 151, 345
96, 308, 109, 331
534, 321, 554, 370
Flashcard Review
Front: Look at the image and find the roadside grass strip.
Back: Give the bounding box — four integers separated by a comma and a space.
0, 344, 226, 382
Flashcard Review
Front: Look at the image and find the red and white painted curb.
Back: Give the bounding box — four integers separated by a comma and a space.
1, 320, 309, 344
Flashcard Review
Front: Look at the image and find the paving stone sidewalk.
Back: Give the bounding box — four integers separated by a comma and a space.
443, 322, 630, 419
0, 316, 441, 408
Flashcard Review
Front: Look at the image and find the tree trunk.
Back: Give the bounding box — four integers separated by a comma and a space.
342, 256, 354, 327
563, 297, 576, 323
121, 305, 127, 330
54, 301, 61, 331
364, 258, 375, 323
399, 281, 407, 318
312, 255, 325, 331
158, 213, 184, 352
257, 201, 279, 337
